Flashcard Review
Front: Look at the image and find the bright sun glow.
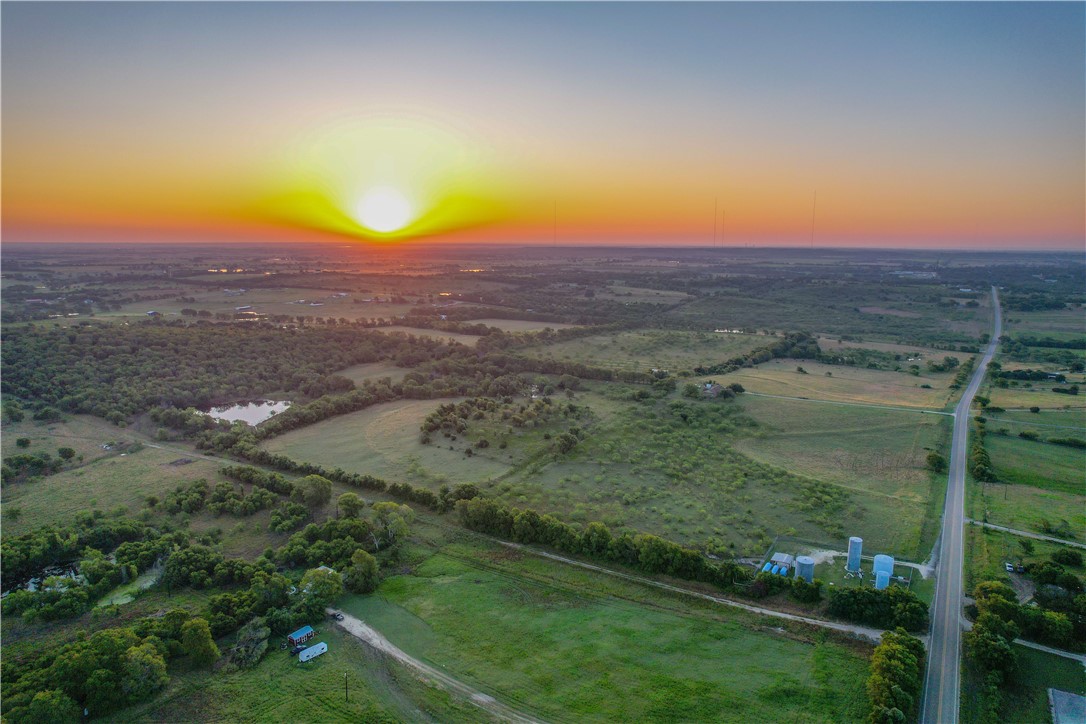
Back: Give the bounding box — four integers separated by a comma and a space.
355, 187, 412, 233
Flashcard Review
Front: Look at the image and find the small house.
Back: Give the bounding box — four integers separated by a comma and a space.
287, 625, 315, 647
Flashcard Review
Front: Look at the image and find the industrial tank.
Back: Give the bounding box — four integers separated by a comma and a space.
873, 554, 894, 577
795, 555, 816, 583
846, 537, 863, 573
874, 570, 890, 590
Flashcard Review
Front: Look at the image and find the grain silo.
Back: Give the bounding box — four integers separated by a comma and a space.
846, 537, 863, 573
795, 555, 815, 583
874, 570, 890, 590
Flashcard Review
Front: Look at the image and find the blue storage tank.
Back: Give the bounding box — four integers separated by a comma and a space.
795, 555, 816, 583
874, 570, 890, 590
846, 537, 863, 573
778, 566, 789, 576
771, 565, 780, 575
873, 554, 894, 577
762, 562, 772, 573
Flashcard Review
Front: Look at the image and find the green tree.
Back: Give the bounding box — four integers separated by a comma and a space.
682, 383, 700, 398
23, 689, 81, 724
371, 502, 413, 550
299, 567, 344, 612
181, 617, 221, 668
120, 642, 169, 701
1018, 539, 1035, 557
292, 475, 332, 511
57, 447, 76, 461
345, 549, 380, 594
338, 492, 364, 519
925, 452, 947, 473
16, 437, 31, 448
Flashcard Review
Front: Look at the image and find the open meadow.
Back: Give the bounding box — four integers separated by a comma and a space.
962, 643, 1086, 724
710, 359, 958, 409
985, 434, 1084, 495
517, 329, 768, 373
261, 398, 514, 486
338, 537, 872, 723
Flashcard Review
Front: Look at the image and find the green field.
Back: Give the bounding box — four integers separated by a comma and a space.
962, 644, 1086, 724
115, 625, 485, 723
338, 539, 872, 723
335, 361, 411, 386
714, 359, 958, 408
986, 434, 1085, 495
374, 326, 482, 347
1, 441, 226, 535
983, 408, 1086, 430
1, 415, 125, 462
517, 329, 769, 373
262, 398, 513, 487
470, 318, 581, 332
1004, 308, 1086, 337
734, 396, 949, 558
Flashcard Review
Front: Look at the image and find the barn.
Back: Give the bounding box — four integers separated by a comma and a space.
287, 625, 315, 647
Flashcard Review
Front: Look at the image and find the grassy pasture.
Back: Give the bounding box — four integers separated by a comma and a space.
733, 396, 948, 558
518, 329, 769, 372
1, 445, 225, 535
261, 398, 513, 487
115, 625, 484, 724
983, 383, 1086, 412
816, 336, 969, 363
713, 359, 957, 408
372, 326, 482, 346
469, 318, 581, 332
335, 361, 410, 386
99, 286, 418, 322
595, 285, 692, 303
1004, 308, 1086, 337
985, 434, 1085, 495
339, 541, 871, 723
983, 408, 1086, 431
971, 480, 1085, 540
1, 415, 123, 462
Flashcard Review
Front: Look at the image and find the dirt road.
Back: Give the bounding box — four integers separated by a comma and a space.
329, 608, 542, 724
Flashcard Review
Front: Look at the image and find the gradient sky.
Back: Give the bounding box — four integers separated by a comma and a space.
3, 2, 1083, 249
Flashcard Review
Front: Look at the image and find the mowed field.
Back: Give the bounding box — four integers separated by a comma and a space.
261, 398, 513, 486
816, 336, 969, 364
710, 359, 958, 408
518, 329, 769, 372
339, 539, 871, 723
733, 396, 949, 558
983, 383, 1086, 412
470, 318, 581, 332
1003, 308, 1086, 337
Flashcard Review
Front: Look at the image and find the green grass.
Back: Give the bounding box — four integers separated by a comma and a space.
970, 480, 1085, 541
338, 540, 872, 723
714, 359, 958, 409
114, 625, 487, 723
986, 433, 1085, 495
517, 329, 770, 373
983, 408, 1086, 430
1004, 308, 1086, 337
0, 444, 226, 535
335, 361, 410, 386
469, 318, 581, 332
962, 523, 1084, 592
262, 398, 512, 486
962, 644, 1086, 724
1, 414, 125, 462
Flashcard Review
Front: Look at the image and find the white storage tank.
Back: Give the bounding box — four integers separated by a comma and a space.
873, 554, 894, 577
795, 555, 816, 583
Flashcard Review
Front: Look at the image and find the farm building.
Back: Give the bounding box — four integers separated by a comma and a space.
287, 625, 315, 647
770, 552, 795, 569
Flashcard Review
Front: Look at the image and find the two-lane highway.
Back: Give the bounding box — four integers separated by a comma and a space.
920, 287, 1002, 724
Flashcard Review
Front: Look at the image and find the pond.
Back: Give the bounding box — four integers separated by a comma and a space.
205, 400, 291, 425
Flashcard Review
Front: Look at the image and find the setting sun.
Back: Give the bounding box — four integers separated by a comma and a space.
355, 187, 412, 233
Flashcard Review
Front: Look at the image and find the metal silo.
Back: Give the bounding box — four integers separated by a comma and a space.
874, 570, 890, 590
795, 555, 815, 583
873, 554, 894, 577
846, 537, 863, 573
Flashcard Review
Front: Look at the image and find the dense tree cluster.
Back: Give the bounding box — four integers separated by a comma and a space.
825, 585, 929, 632
866, 628, 926, 723
0, 321, 454, 422
694, 332, 823, 376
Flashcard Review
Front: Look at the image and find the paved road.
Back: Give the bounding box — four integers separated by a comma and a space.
965, 519, 1086, 550
330, 608, 542, 724
920, 287, 1002, 724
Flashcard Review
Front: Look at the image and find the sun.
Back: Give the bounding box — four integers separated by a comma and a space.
355, 186, 412, 233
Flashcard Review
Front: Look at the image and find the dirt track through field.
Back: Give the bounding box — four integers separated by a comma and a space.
329, 609, 543, 724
